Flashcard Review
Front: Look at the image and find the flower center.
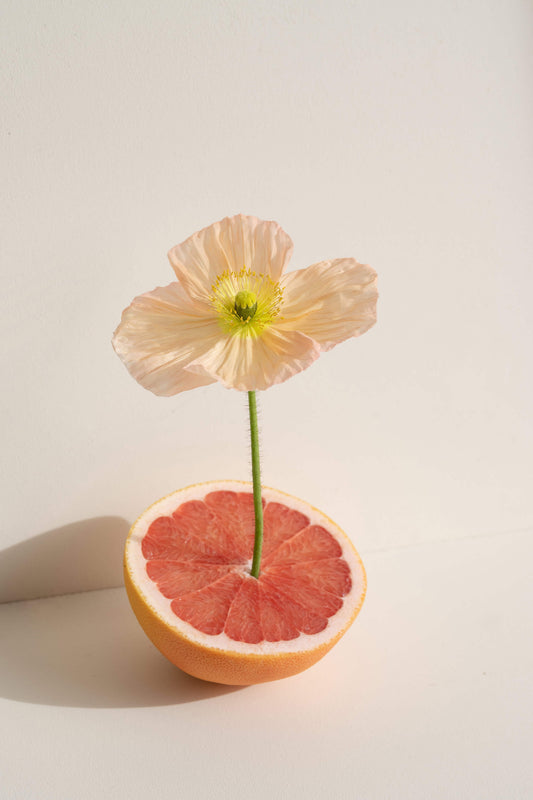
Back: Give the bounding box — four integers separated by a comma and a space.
210, 268, 283, 338
234, 290, 258, 321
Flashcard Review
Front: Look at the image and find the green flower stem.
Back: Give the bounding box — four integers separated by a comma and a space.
248, 390, 263, 578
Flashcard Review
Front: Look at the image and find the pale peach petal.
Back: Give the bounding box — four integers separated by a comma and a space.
278, 259, 378, 351
112, 283, 221, 396
167, 215, 293, 304
187, 328, 321, 392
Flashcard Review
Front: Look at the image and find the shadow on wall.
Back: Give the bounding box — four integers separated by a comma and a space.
0, 517, 130, 603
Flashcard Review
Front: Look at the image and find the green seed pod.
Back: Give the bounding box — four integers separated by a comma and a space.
234, 290, 258, 321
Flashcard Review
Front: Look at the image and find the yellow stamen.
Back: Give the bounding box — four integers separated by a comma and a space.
210, 267, 283, 338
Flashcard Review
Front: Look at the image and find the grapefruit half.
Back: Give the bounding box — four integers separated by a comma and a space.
124, 481, 366, 685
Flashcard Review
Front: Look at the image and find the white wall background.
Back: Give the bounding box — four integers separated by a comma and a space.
1, 0, 532, 600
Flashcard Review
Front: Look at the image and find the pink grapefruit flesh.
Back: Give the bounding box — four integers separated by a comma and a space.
124, 481, 366, 684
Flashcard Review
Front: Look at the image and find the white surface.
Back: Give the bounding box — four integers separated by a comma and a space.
1, 529, 532, 799
1, 0, 532, 601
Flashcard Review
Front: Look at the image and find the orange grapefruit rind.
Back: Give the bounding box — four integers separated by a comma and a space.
124, 480, 367, 685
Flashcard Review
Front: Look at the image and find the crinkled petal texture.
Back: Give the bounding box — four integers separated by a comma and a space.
187, 328, 321, 392
113, 218, 378, 396
279, 259, 378, 351
112, 283, 220, 396
168, 214, 294, 305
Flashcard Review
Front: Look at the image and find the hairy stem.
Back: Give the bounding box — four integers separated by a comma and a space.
248, 391, 263, 578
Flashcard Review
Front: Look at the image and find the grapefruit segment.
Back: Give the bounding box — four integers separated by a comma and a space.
204, 491, 258, 561
258, 575, 328, 638
146, 560, 234, 599
141, 515, 182, 560
124, 481, 366, 684
143, 503, 230, 564
261, 502, 310, 558
224, 577, 263, 644
170, 572, 244, 636
262, 524, 342, 567
256, 578, 300, 641
263, 570, 343, 618
264, 558, 352, 597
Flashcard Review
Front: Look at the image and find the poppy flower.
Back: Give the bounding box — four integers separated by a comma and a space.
112, 214, 377, 394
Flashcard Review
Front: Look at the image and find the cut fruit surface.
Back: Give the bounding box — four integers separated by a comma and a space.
124, 481, 366, 684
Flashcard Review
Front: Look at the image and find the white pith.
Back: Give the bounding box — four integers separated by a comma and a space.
125, 481, 366, 656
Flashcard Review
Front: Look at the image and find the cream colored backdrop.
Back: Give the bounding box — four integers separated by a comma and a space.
1, 0, 532, 600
